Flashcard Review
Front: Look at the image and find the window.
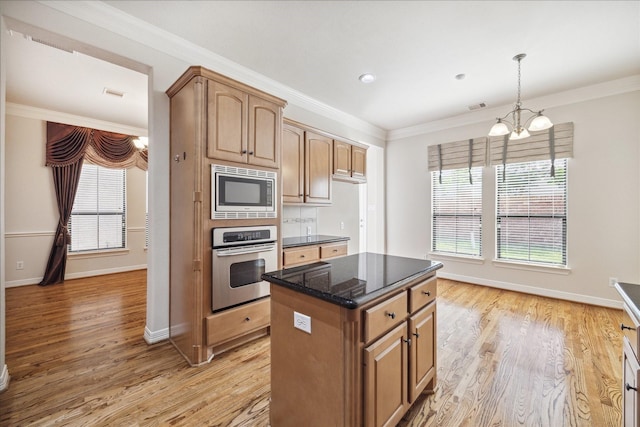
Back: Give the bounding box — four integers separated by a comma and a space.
69, 164, 126, 252
496, 158, 567, 266
431, 167, 482, 256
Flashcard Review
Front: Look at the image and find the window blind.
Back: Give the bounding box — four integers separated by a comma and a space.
432, 167, 482, 257
428, 137, 487, 173
489, 122, 574, 168
496, 158, 567, 266
69, 164, 126, 252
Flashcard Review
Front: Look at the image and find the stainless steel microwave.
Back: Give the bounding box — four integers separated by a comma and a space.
211, 164, 277, 220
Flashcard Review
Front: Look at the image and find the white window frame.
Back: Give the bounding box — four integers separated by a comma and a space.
68, 163, 127, 253
495, 158, 568, 267
431, 166, 483, 258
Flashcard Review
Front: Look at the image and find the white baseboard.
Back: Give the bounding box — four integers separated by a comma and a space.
144, 326, 169, 344
0, 364, 9, 392
5, 265, 147, 288
439, 272, 622, 309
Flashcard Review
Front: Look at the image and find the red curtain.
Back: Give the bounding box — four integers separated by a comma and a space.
39, 122, 146, 286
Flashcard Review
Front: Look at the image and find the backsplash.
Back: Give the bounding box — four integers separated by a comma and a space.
282, 206, 318, 237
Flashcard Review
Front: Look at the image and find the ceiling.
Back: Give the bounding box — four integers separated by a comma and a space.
5, 1, 640, 133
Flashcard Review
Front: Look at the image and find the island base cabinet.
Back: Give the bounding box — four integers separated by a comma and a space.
409, 302, 437, 401
624, 337, 640, 427
364, 323, 409, 427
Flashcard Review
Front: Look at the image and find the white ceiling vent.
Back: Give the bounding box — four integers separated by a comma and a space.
468, 102, 487, 111
103, 88, 126, 98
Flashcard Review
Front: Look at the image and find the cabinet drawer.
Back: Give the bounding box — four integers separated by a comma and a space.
320, 242, 348, 259
283, 246, 320, 267
364, 291, 408, 344
409, 276, 437, 313
622, 304, 640, 360
206, 298, 270, 346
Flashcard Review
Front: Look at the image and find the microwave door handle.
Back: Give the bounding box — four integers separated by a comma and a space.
215, 243, 276, 256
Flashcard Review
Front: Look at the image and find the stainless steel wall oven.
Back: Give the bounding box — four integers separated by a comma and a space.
211, 225, 277, 312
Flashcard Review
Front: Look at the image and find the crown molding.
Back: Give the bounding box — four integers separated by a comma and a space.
6, 103, 148, 136
38, 1, 387, 142
388, 75, 640, 141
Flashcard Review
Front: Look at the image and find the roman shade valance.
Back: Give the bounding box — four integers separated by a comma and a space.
428, 137, 487, 183
489, 122, 574, 175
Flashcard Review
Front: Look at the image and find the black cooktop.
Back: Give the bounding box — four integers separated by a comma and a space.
262, 252, 443, 309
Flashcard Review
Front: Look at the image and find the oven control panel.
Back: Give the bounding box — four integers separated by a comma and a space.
212, 225, 277, 248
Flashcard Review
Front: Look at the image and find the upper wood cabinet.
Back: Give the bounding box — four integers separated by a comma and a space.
282, 124, 305, 204
282, 122, 333, 205
305, 131, 333, 205
207, 80, 283, 169
333, 139, 367, 183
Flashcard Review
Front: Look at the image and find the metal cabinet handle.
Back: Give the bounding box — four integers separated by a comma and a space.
627, 383, 638, 392
249, 151, 254, 155
402, 338, 411, 346
385, 312, 396, 319
422, 290, 431, 296
300, 255, 305, 258
333, 249, 338, 252
412, 332, 420, 338
241, 150, 247, 154
245, 317, 251, 322
621, 323, 636, 331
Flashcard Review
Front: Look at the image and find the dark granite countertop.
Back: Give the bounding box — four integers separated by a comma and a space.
282, 235, 350, 249
262, 252, 443, 309
615, 282, 640, 320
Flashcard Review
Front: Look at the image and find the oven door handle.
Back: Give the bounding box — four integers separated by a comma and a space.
214, 242, 277, 256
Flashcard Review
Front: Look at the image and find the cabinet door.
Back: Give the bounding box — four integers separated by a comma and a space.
207, 80, 248, 162
333, 140, 352, 177
351, 145, 367, 180
409, 302, 436, 402
248, 96, 280, 169
305, 132, 333, 205
282, 124, 305, 204
364, 322, 408, 427
623, 338, 640, 427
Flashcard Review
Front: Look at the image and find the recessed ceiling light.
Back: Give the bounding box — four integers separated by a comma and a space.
358, 73, 376, 84
455, 73, 466, 80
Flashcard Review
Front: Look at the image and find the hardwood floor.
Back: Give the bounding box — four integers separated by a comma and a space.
1, 272, 623, 426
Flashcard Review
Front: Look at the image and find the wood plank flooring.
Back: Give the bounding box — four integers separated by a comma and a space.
0, 272, 623, 426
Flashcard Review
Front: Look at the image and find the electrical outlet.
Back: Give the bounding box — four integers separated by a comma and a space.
293, 311, 311, 334
306, 226, 312, 235
340, 221, 345, 230
609, 277, 618, 287
16, 261, 24, 270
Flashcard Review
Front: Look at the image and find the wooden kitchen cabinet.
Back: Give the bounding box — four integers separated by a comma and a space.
333, 139, 367, 182
270, 271, 437, 426
305, 131, 333, 205
282, 241, 348, 268
282, 124, 305, 204
364, 277, 437, 427
207, 78, 282, 169
166, 66, 286, 366
621, 301, 640, 427
281, 122, 332, 205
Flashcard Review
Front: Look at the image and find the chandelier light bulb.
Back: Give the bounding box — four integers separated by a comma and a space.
489, 120, 510, 136
528, 113, 553, 131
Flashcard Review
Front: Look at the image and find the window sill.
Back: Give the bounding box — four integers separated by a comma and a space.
429, 252, 485, 265
492, 259, 571, 275
68, 248, 130, 260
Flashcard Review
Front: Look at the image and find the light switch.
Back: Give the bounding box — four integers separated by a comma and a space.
294, 311, 311, 334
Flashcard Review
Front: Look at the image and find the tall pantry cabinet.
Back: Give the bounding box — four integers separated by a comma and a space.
166, 66, 286, 366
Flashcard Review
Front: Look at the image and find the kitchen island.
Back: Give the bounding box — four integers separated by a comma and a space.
262, 252, 443, 427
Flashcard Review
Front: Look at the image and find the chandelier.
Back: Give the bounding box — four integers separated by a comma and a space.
488, 53, 553, 140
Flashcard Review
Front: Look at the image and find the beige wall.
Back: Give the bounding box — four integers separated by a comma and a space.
4, 113, 147, 286
386, 90, 640, 307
